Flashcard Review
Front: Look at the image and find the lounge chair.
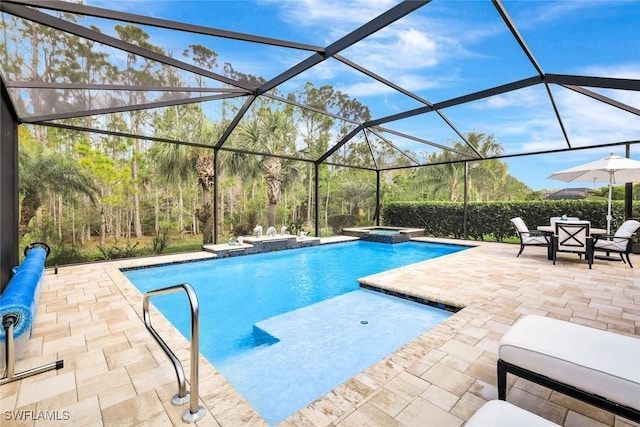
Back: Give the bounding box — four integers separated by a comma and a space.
593, 219, 640, 267
510, 217, 549, 257
466, 400, 559, 426
497, 315, 640, 423
553, 220, 593, 268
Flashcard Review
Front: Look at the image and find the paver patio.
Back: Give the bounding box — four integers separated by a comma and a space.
1, 237, 638, 426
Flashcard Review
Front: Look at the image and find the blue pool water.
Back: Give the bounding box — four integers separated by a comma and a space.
123, 240, 468, 424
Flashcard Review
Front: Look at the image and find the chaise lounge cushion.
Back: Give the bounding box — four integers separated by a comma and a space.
466, 400, 560, 427
499, 315, 640, 410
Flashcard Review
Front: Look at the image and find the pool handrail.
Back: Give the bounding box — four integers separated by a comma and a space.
143, 283, 205, 423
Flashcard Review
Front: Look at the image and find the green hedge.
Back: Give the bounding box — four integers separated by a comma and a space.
382, 200, 636, 242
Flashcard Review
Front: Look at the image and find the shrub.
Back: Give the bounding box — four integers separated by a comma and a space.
383, 200, 635, 242
328, 214, 357, 234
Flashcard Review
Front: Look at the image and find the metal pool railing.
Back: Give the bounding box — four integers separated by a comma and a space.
142, 283, 205, 423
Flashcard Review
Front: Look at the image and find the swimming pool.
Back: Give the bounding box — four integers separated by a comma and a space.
123, 240, 469, 423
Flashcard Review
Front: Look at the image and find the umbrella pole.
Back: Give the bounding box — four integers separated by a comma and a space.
607, 173, 613, 234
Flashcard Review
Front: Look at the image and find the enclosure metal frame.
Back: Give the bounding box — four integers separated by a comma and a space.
0, 0, 639, 282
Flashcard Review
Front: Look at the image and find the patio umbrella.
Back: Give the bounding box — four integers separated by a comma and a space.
547, 153, 640, 234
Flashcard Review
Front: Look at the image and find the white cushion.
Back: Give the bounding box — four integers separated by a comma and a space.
594, 238, 626, 252
499, 315, 640, 410
616, 220, 640, 238
466, 400, 560, 427
465, 400, 558, 427
511, 217, 528, 233
594, 220, 640, 252
523, 236, 548, 245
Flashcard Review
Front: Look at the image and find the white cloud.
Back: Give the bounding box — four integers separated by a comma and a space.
580, 64, 640, 80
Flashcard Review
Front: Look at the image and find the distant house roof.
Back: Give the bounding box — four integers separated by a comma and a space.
545, 188, 593, 200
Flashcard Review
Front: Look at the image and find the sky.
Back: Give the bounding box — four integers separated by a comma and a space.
45, 1, 640, 190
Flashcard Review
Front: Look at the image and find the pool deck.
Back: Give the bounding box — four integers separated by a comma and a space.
1, 236, 639, 426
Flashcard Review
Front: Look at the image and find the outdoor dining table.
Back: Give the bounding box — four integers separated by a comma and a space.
536, 225, 607, 261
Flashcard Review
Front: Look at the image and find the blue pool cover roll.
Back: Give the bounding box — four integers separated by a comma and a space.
0, 246, 48, 343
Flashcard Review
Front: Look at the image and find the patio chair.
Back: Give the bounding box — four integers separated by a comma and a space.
497, 315, 640, 423
550, 216, 579, 225
510, 217, 549, 257
593, 219, 640, 268
553, 221, 593, 268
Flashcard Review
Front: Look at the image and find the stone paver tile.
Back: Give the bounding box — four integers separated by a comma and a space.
303, 395, 344, 424
468, 380, 498, 401
104, 344, 156, 372
405, 349, 446, 377
129, 364, 175, 395
439, 339, 484, 363
15, 371, 76, 407
64, 349, 109, 382
395, 397, 463, 427
295, 404, 333, 427
419, 384, 459, 412
77, 366, 135, 408
281, 410, 317, 427
465, 358, 497, 386
2, 402, 37, 427
450, 391, 485, 422
508, 387, 567, 425
33, 389, 77, 415
566, 410, 611, 427
101, 390, 172, 427
42, 333, 86, 356
337, 401, 399, 427
35, 395, 101, 427
420, 364, 475, 396
513, 377, 553, 399
210, 402, 266, 427
549, 391, 615, 425
383, 371, 429, 401
367, 389, 410, 418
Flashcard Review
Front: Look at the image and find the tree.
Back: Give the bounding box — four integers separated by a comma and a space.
19, 141, 97, 239
154, 105, 220, 244
114, 24, 166, 238
291, 84, 337, 224
237, 107, 298, 227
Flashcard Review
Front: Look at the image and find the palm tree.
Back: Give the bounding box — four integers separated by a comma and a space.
236, 108, 298, 227
154, 106, 219, 244
419, 150, 466, 202
338, 176, 375, 218
19, 147, 97, 238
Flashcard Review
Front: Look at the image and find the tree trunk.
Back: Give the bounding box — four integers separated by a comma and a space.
324, 173, 331, 234
200, 185, 213, 244
100, 206, 107, 246
264, 157, 282, 227
178, 184, 184, 238
306, 163, 313, 223
133, 153, 143, 237
154, 187, 159, 233
19, 191, 41, 238
196, 154, 215, 244
58, 194, 63, 239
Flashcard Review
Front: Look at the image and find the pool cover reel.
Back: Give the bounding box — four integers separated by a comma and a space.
0, 243, 49, 343
1, 242, 63, 386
